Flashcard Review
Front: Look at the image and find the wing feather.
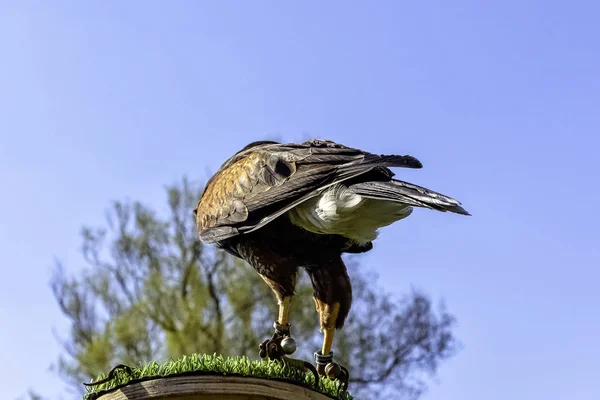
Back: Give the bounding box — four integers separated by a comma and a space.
195, 139, 422, 243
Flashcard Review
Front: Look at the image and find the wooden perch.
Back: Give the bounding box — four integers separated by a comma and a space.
96, 375, 334, 400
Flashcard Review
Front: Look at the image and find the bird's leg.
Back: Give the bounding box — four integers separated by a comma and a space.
258, 275, 298, 360
278, 296, 292, 326
305, 256, 352, 391
259, 296, 297, 360
258, 291, 320, 386
313, 299, 350, 391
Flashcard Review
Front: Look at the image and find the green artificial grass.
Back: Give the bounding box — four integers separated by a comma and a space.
84, 354, 353, 400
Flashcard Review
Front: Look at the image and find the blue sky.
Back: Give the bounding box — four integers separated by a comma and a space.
1, 1, 598, 399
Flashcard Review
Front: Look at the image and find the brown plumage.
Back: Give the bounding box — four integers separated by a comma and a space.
195, 138, 469, 372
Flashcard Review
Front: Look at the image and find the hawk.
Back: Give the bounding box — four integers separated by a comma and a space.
194, 139, 469, 385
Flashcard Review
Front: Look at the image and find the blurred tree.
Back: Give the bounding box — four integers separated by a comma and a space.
51, 177, 457, 399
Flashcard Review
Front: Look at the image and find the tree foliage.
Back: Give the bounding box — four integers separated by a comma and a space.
51, 177, 457, 399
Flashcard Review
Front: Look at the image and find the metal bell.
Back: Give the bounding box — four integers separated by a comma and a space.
325, 362, 341, 379
280, 337, 297, 355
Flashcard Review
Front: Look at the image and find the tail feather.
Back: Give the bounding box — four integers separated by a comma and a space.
349, 179, 470, 216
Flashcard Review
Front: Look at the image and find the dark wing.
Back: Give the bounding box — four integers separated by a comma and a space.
349, 179, 470, 215
195, 139, 422, 243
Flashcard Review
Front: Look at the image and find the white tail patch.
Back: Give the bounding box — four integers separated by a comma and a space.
288, 184, 412, 244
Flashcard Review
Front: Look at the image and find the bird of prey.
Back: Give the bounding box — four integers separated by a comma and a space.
194, 138, 469, 385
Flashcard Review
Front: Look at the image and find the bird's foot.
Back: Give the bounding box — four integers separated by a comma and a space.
259, 321, 297, 360
314, 351, 349, 392
258, 323, 319, 388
